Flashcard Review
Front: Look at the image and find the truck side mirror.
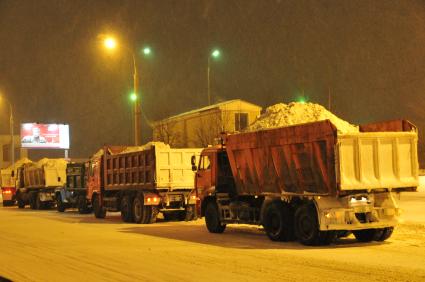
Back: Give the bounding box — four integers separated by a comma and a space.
191, 155, 197, 171
11, 171, 15, 177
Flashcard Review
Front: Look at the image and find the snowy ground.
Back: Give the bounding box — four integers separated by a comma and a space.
0, 185, 424, 281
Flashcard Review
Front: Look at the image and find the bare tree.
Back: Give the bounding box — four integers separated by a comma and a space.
154, 121, 181, 147
194, 110, 232, 147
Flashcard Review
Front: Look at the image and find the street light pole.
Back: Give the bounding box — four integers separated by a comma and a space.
8, 101, 14, 168
101, 35, 148, 146
207, 49, 220, 106
1, 97, 15, 167
132, 53, 141, 146
207, 56, 211, 106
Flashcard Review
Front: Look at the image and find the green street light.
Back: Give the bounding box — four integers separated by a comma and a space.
130, 92, 138, 102
143, 47, 151, 55
297, 96, 307, 104
211, 49, 220, 58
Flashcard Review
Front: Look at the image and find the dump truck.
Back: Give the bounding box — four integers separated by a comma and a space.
0, 158, 32, 206
193, 120, 418, 245
16, 158, 68, 209
87, 143, 202, 223
55, 162, 91, 213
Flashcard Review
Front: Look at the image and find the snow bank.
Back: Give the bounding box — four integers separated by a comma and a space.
248, 102, 359, 134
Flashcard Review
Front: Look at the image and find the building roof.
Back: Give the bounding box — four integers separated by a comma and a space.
154, 99, 262, 124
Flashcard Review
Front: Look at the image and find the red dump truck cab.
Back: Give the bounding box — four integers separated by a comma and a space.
194, 120, 418, 245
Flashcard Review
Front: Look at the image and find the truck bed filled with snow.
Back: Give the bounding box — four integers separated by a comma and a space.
248, 102, 359, 134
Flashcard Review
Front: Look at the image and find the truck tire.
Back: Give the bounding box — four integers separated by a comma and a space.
56, 196, 66, 212
120, 196, 133, 223
17, 195, 25, 209
93, 195, 106, 219
132, 196, 144, 224
294, 204, 336, 246
353, 229, 377, 242
77, 196, 91, 214
29, 192, 37, 210
205, 201, 226, 233
376, 227, 394, 241
182, 205, 196, 221
143, 206, 158, 224
35, 194, 43, 210
263, 201, 294, 241
353, 228, 390, 242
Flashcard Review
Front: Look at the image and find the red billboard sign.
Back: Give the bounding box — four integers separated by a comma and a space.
20, 123, 70, 149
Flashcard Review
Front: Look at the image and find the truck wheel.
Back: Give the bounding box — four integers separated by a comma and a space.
263, 201, 294, 241
163, 212, 175, 221
294, 204, 335, 246
29, 192, 37, 210
205, 201, 226, 233
120, 196, 133, 223
93, 196, 106, 219
142, 206, 158, 224
353, 229, 379, 242
376, 227, 394, 241
17, 196, 25, 209
56, 196, 66, 212
183, 205, 196, 221
35, 194, 43, 210
77, 196, 91, 214
132, 197, 144, 224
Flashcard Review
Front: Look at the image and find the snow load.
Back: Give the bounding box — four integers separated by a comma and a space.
117, 142, 170, 154
248, 102, 359, 134
35, 158, 68, 169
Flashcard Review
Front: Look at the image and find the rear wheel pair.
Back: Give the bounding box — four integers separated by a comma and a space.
163, 205, 196, 222
132, 196, 158, 224
353, 227, 394, 242
29, 192, 44, 210
294, 204, 336, 246
263, 201, 295, 241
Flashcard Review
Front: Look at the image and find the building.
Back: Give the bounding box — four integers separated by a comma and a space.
153, 99, 262, 147
0, 135, 28, 169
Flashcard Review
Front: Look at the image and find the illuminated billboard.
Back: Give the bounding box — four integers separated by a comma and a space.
21, 123, 70, 149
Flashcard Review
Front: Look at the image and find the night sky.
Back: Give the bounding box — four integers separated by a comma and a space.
0, 0, 424, 164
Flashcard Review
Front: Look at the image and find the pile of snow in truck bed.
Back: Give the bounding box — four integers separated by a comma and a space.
4, 158, 32, 170
248, 102, 359, 134
35, 158, 68, 169
118, 142, 170, 154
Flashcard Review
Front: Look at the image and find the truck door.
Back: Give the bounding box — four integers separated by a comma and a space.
87, 158, 101, 200
195, 153, 215, 197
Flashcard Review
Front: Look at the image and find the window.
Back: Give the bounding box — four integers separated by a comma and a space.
3, 144, 10, 162
199, 155, 211, 170
235, 113, 248, 131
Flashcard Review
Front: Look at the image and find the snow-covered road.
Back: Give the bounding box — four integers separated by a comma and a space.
0, 189, 424, 282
